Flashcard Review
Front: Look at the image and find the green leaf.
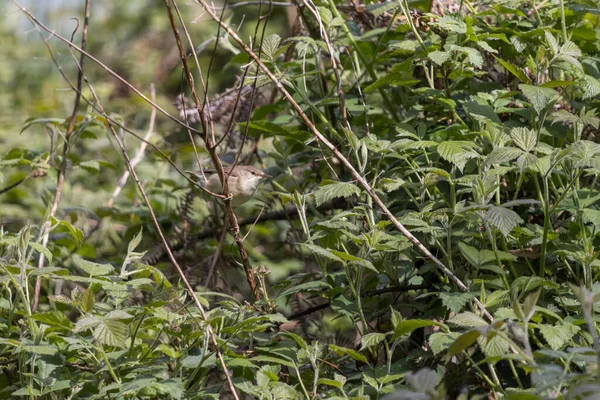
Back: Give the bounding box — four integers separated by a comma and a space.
29, 242, 53, 263
279, 280, 331, 297
447, 330, 481, 357
73, 255, 115, 277
485, 147, 524, 166
437, 141, 479, 172
538, 323, 579, 350
486, 205, 523, 237
329, 344, 368, 363
392, 319, 446, 341
301, 243, 343, 263
518, 84, 559, 115
262, 33, 281, 60
314, 182, 361, 206
428, 51, 451, 66
440, 292, 476, 314
429, 332, 461, 355
360, 332, 387, 350
127, 228, 143, 255
93, 318, 128, 348
57, 220, 84, 247
448, 312, 488, 328
493, 56, 530, 83
510, 127, 537, 152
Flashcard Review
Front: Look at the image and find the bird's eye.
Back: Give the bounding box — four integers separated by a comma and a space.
250, 171, 256, 175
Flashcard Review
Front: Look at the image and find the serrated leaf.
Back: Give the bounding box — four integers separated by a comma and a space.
428, 51, 451, 66
581, 75, 600, 100
74, 315, 101, 333
302, 243, 344, 263
360, 332, 387, 350
440, 292, 476, 314
493, 56, 530, 83
479, 331, 510, 357
519, 84, 559, 115
127, 228, 143, 255
447, 330, 481, 357
437, 141, 479, 172
279, 280, 331, 297
485, 147, 524, 166
73, 255, 114, 277
538, 323, 579, 350
262, 33, 281, 60
392, 319, 446, 341
448, 312, 488, 328
314, 182, 361, 206
544, 31, 559, 55
429, 332, 460, 355
93, 318, 127, 348
510, 127, 537, 152
486, 205, 523, 237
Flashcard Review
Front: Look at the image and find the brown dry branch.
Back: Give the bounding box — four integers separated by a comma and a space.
188, 0, 493, 320
163, 0, 261, 302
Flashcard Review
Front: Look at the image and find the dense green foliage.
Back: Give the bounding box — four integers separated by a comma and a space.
2, 0, 600, 398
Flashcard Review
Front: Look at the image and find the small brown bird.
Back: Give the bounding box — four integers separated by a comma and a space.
186, 165, 270, 207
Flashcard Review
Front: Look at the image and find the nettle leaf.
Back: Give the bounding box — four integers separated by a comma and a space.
428, 51, 451, 66
360, 332, 387, 350
510, 127, 537, 152
314, 181, 361, 206
493, 56, 530, 83
262, 33, 281, 60
545, 31, 560, 55
581, 75, 600, 100
93, 318, 128, 348
437, 141, 480, 172
448, 312, 488, 328
538, 323, 580, 350
392, 319, 446, 341
485, 147, 524, 166
440, 292, 476, 314
518, 84, 559, 115
302, 243, 343, 263
73, 255, 115, 277
478, 331, 510, 357
448, 330, 481, 357
446, 45, 483, 67
429, 332, 461, 355
486, 205, 523, 237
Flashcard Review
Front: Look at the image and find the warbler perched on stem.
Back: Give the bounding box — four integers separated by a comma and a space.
186, 165, 270, 207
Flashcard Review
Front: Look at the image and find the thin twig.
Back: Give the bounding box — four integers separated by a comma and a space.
32, 0, 91, 312
108, 84, 158, 207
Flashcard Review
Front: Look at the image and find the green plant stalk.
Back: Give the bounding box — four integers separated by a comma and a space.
484, 223, 510, 290
128, 312, 147, 358
463, 351, 498, 390
292, 360, 311, 400
99, 346, 121, 384
558, 0, 568, 42
539, 176, 551, 277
